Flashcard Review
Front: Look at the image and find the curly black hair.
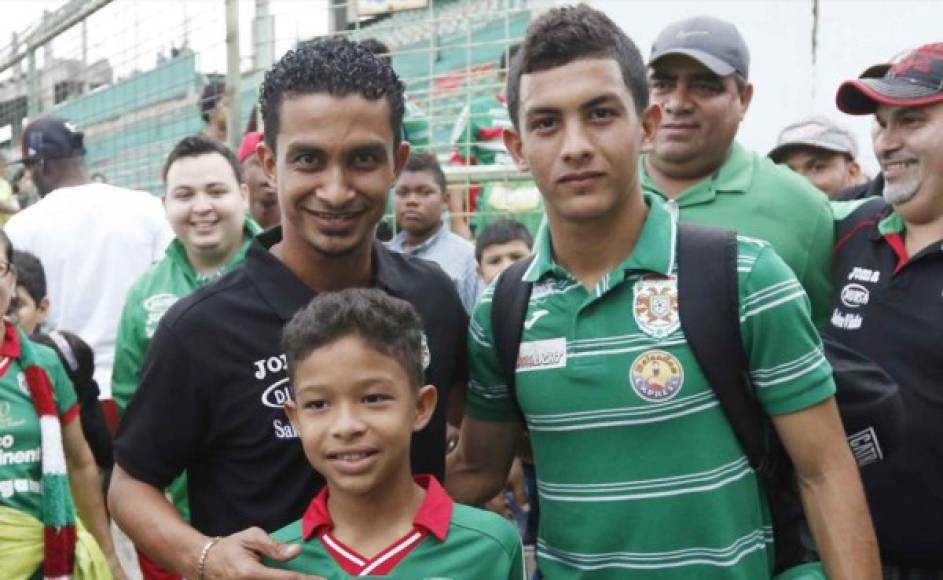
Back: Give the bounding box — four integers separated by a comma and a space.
507, 4, 648, 128
259, 36, 405, 153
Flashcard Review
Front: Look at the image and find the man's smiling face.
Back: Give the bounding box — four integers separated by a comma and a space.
874, 102, 943, 216
262, 92, 408, 258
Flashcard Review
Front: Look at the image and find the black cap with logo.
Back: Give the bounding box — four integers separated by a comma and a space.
10, 115, 85, 164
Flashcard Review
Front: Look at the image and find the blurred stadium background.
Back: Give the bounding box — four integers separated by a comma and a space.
4, 0, 943, 213
0, 0, 535, 231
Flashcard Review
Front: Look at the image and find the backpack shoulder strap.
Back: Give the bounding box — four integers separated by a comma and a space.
676, 223, 768, 470
490, 256, 535, 417
677, 222, 809, 572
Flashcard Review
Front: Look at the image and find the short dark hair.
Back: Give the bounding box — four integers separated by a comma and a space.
507, 4, 648, 129
499, 42, 521, 72
474, 218, 533, 262
259, 37, 405, 152
13, 250, 46, 302
282, 288, 425, 394
0, 229, 12, 264
402, 152, 446, 194
200, 80, 227, 123
162, 134, 242, 183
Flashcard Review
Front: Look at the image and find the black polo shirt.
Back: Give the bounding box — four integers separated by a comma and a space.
830, 198, 943, 566
114, 228, 468, 536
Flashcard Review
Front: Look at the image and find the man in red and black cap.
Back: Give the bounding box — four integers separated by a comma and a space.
831, 43, 943, 578
237, 131, 280, 229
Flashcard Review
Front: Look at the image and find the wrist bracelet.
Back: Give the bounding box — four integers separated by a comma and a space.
197, 536, 223, 580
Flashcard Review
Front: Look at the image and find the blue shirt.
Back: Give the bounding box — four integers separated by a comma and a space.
388, 224, 483, 314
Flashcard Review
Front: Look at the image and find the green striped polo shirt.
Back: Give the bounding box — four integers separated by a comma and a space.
466, 194, 835, 579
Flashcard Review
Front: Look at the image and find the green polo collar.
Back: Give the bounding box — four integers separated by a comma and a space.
640, 141, 754, 206
877, 210, 905, 237
166, 217, 262, 284
523, 193, 676, 287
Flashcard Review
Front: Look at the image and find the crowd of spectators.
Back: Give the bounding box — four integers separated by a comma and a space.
0, 5, 940, 580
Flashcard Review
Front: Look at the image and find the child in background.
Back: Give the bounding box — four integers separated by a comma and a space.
473, 219, 539, 576
474, 219, 534, 285
33, 330, 114, 476
267, 288, 524, 579
10, 250, 113, 474
10, 250, 49, 336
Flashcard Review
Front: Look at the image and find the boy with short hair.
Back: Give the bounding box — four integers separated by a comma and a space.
474, 218, 533, 285
10, 249, 49, 335
268, 288, 524, 579
388, 152, 483, 314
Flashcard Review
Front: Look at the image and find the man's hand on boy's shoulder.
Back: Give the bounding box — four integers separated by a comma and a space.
204, 526, 326, 580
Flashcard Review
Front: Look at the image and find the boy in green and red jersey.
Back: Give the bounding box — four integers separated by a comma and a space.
266, 288, 523, 579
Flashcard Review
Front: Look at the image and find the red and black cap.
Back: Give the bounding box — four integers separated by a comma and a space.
837, 43, 943, 115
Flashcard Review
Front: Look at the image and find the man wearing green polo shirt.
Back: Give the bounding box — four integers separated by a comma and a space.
642, 16, 833, 329
111, 135, 259, 578
447, 5, 879, 580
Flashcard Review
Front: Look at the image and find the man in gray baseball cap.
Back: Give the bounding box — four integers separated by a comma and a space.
769, 116, 868, 198
640, 15, 835, 329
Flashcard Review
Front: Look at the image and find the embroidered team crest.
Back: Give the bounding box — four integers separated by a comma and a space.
633, 274, 680, 338
629, 350, 684, 402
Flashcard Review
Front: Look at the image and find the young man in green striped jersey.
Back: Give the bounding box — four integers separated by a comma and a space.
446, 5, 879, 580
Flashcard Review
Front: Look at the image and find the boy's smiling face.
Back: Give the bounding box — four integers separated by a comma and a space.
285, 334, 436, 496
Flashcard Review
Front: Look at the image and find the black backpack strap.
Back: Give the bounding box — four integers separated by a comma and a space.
490, 256, 535, 419
676, 223, 768, 467
676, 222, 807, 573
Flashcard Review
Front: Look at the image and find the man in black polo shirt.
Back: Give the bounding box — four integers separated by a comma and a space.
831, 42, 943, 578
109, 38, 467, 579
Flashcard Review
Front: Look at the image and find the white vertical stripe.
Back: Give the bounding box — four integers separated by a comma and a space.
40, 416, 67, 475
667, 210, 677, 274
522, 253, 539, 280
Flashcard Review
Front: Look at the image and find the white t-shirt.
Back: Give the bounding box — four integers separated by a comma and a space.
6, 183, 174, 399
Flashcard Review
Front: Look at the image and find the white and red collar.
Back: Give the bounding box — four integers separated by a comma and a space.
301, 474, 453, 576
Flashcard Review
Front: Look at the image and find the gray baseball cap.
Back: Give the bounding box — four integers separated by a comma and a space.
768, 116, 858, 162
648, 15, 750, 78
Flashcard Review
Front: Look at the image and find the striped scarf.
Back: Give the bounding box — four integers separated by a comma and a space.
2, 321, 77, 578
